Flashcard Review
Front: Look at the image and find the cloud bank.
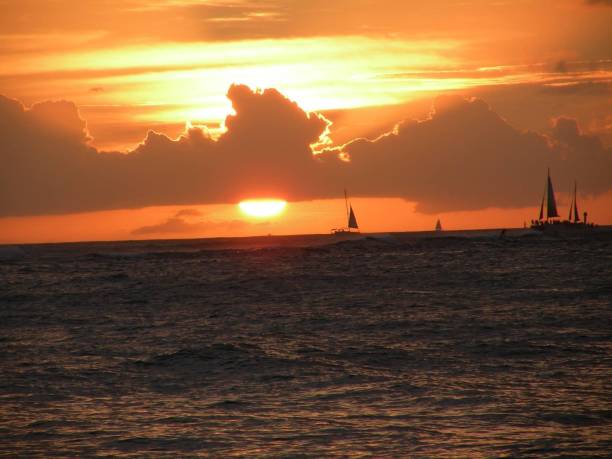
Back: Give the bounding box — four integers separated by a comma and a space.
0, 84, 332, 216
322, 95, 612, 213
1, 85, 611, 217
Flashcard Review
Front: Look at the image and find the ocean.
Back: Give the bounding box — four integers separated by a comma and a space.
1, 230, 611, 457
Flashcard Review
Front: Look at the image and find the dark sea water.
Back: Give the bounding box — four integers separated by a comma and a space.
1, 230, 611, 458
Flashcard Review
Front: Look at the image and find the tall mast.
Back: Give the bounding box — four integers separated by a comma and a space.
539, 193, 545, 221
538, 168, 548, 221
547, 168, 551, 221
344, 188, 349, 224
573, 181, 579, 222
568, 181, 574, 221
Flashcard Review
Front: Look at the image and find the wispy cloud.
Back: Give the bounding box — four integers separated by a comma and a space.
131, 209, 248, 235
174, 208, 203, 218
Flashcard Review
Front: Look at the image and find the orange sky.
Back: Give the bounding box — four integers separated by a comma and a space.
1, 0, 611, 243
3, 193, 612, 244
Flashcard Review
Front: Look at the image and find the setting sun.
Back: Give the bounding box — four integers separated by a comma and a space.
238, 199, 287, 218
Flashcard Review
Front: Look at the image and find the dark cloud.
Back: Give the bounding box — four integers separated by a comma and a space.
131, 217, 203, 235
321, 95, 612, 213
1, 86, 611, 217
586, 0, 612, 6
131, 207, 249, 236
174, 208, 203, 218
465, 79, 612, 147
0, 85, 332, 216
131, 214, 248, 236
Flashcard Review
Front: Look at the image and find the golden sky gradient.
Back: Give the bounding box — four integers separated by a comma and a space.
3, 193, 612, 244
1, 0, 611, 242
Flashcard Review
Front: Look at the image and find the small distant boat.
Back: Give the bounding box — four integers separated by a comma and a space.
331, 189, 360, 235
435, 219, 442, 232
531, 169, 594, 232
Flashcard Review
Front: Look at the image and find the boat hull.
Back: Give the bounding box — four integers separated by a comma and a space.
331, 229, 360, 236
531, 221, 595, 235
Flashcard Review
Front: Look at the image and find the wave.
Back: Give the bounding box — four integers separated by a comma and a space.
135, 343, 297, 377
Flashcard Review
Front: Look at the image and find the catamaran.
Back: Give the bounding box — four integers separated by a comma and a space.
331, 189, 360, 235
531, 169, 593, 231
435, 219, 442, 232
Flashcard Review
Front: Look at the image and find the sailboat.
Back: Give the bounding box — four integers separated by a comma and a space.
331, 189, 360, 235
563, 180, 593, 228
568, 181, 580, 223
536, 168, 560, 223
531, 170, 593, 232
435, 219, 442, 232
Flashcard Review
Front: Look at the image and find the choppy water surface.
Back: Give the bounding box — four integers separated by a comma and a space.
1, 232, 611, 457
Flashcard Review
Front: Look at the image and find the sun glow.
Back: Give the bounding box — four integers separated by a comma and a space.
238, 199, 287, 218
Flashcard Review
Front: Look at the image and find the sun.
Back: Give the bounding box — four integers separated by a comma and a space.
238, 199, 287, 218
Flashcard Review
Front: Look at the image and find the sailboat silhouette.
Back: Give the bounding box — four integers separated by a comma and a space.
537, 168, 560, 222
332, 189, 360, 235
531, 170, 594, 232
568, 181, 580, 223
